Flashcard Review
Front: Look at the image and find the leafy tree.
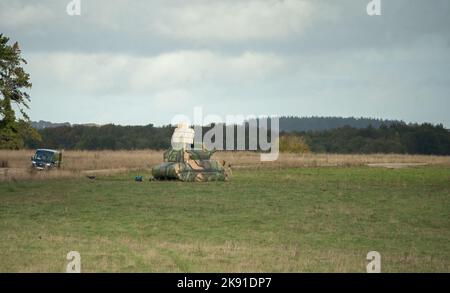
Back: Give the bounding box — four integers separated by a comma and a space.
279, 134, 310, 154
0, 34, 40, 149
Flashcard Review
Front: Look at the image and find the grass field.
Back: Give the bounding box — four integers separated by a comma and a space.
2, 149, 450, 181
0, 163, 449, 272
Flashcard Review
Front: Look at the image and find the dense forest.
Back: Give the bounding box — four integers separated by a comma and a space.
279, 116, 400, 132
24, 117, 450, 155
32, 116, 401, 131
298, 123, 450, 155
25, 124, 174, 150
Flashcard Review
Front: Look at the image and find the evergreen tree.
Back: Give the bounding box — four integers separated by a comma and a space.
0, 34, 40, 149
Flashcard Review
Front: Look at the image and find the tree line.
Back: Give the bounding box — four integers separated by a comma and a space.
23, 122, 450, 155
297, 123, 450, 155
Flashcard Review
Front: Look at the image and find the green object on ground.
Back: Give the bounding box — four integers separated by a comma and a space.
152, 148, 231, 182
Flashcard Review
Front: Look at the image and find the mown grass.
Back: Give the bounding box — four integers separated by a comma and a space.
0, 166, 449, 272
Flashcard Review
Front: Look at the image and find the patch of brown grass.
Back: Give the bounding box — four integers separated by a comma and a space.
0, 149, 449, 181
0, 149, 162, 181
213, 152, 450, 169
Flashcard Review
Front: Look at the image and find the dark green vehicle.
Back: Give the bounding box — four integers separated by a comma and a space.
151, 148, 231, 182
31, 149, 62, 170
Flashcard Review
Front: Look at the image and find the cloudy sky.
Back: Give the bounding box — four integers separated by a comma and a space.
1, 0, 449, 126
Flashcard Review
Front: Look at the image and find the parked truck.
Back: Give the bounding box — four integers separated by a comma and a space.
31, 149, 62, 170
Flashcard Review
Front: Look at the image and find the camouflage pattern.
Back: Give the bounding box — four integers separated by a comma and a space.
152, 148, 231, 182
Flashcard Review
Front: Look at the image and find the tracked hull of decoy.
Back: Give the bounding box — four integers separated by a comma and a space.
151, 149, 231, 182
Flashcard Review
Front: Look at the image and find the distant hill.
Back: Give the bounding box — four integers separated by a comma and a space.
31, 120, 71, 129
32, 117, 403, 131
277, 116, 402, 132
31, 120, 101, 129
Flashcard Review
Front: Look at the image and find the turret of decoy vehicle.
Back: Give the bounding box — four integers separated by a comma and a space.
151, 123, 231, 182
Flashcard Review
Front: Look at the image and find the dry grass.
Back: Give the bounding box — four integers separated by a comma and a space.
0, 149, 161, 170
0, 149, 162, 181
213, 151, 450, 169
1, 149, 449, 181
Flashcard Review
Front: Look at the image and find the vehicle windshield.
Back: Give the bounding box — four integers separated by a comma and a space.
34, 150, 55, 162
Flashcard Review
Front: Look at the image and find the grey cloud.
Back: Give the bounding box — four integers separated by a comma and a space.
0, 0, 449, 126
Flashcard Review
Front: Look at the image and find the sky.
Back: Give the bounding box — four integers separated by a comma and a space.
1, 0, 449, 126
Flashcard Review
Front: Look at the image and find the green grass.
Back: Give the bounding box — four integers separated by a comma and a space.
0, 166, 449, 272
